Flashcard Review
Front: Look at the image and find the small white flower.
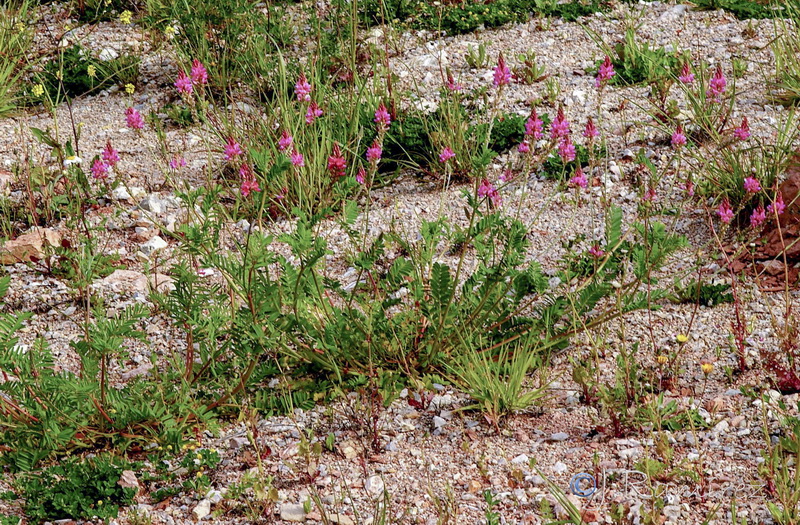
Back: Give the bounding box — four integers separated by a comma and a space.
63, 155, 83, 166
197, 268, 215, 277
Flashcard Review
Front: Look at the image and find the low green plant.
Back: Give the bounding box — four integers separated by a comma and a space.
483, 490, 501, 525
447, 336, 548, 428
358, 0, 605, 36
692, 0, 779, 20
635, 457, 697, 484
465, 42, 490, 69
144, 0, 293, 92
542, 143, 605, 180
542, 76, 561, 105
18, 454, 136, 522
590, 27, 687, 86
513, 49, 547, 84
0, 0, 34, 117
771, 0, 800, 106
690, 109, 798, 213
760, 411, 800, 525
39, 44, 140, 101
76, 0, 138, 22
673, 278, 734, 307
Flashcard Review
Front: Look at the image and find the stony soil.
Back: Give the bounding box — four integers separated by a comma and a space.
1, 1, 800, 524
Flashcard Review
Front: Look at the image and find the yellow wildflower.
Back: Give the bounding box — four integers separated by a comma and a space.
124, 83, 135, 95
656, 355, 668, 365
14, 22, 25, 33
164, 25, 176, 38
119, 10, 132, 24
196, 471, 204, 478
676, 334, 689, 343
32, 84, 44, 97
87, 65, 97, 78
701, 363, 714, 375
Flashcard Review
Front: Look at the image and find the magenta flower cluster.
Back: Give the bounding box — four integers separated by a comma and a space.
671, 125, 687, 149
569, 167, 588, 189
595, 56, 615, 88
125, 107, 144, 130
678, 62, 694, 85
439, 146, 455, 164
295, 73, 312, 102
493, 54, 511, 88
478, 178, 501, 207
327, 142, 347, 180
91, 141, 120, 180
707, 65, 727, 101
239, 163, 260, 197
174, 59, 208, 95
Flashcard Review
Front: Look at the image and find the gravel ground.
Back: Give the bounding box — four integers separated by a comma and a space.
2, 1, 800, 524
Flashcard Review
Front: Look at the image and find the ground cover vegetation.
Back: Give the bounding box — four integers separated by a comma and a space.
1, 0, 800, 522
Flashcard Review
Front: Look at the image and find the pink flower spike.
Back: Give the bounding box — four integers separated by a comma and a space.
767, 192, 786, 216
643, 188, 657, 202
174, 70, 193, 95
707, 65, 727, 101
169, 155, 187, 170
366, 140, 382, 163
374, 103, 392, 132
356, 167, 366, 185
671, 125, 687, 149
102, 141, 120, 166
734, 117, 750, 141
446, 73, 463, 92
290, 148, 305, 167
493, 53, 511, 87
595, 55, 615, 88
91, 159, 109, 180
499, 168, 514, 183
550, 107, 570, 139
526, 109, 544, 140
191, 59, 208, 85
583, 117, 599, 139
588, 244, 605, 258
717, 199, 734, 223
239, 163, 261, 197
518, 141, 530, 154
295, 72, 312, 102
478, 179, 501, 206
305, 102, 323, 124
327, 142, 347, 179
224, 137, 243, 161
558, 137, 576, 163
743, 176, 761, 193
684, 179, 695, 197
569, 167, 588, 189
278, 130, 293, 151
439, 146, 455, 163
678, 62, 695, 84
750, 206, 766, 228
125, 107, 144, 130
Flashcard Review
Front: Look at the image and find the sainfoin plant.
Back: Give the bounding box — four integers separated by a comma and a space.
7, 9, 798, 522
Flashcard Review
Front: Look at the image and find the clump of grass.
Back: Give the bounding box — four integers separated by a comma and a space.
0, 0, 34, 117
358, 0, 605, 36
38, 44, 140, 101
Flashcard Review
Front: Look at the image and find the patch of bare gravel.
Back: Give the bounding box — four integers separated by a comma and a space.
3, 1, 800, 524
